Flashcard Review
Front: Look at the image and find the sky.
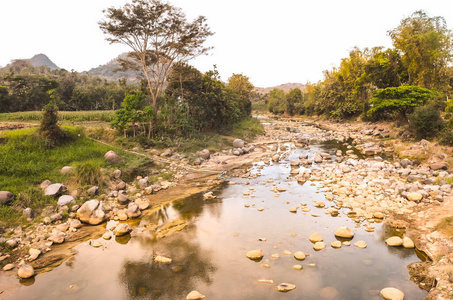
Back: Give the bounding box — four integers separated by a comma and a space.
1, 0, 453, 87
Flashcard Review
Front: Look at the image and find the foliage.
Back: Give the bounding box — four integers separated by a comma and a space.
267, 88, 286, 114
366, 85, 435, 121
388, 10, 453, 91
0, 62, 129, 113
408, 103, 445, 139
99, 0, 213, 126
438, 127, 453, 146
0, 111, 116, 122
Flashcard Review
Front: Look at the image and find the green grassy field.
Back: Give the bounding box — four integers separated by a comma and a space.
0, 126, 149, 228
0, 110, 115, 122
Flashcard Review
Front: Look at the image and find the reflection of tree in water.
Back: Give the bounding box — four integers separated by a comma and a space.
119, 226, 217, 299
171, 191, 223, 221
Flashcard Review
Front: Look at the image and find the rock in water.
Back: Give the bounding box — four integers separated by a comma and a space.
104, 150, 122, 163
402, 237, 414, 248
233, 138, 245, 148
385, 236, 403, 247
354, 241, 367, 249
313, 242, 326, 250
334, 227, 354, 238
294, 251, 306, 260
155, 255, 172, 264
77, 200, 107, 225
186, 290, 206, 300
276, 283, 296, 292
246, 249, 264, 260
18, 264, 35, 279
0, 191, 15, 205
28, 248, 41, 261
113, 223, 132, 236
309, 232, 323, 243
380, 287, 405, 300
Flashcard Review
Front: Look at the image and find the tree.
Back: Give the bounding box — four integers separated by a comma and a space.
267, 88, 285, 114
99, 0, 213, 131
227, 74, 254, 117
286, 88, 303, 115
364, 47, 406, 88
366, 85, 435, 121
388, 10, 453, 91
39, 89, 65, 148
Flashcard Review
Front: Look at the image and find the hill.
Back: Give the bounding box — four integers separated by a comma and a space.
29, 54, 59, 70
87, 53, 142, 81
254, 83, 306, 94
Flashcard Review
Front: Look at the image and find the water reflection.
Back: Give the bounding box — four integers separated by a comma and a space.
119, 226, 216, 300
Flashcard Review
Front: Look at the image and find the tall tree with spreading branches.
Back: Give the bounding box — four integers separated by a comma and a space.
99, 0, 213, 132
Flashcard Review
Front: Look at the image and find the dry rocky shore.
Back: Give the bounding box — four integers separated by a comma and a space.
1, 116, 453, 299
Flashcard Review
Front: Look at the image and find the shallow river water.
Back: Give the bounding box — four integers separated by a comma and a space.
2, 137, 428, 299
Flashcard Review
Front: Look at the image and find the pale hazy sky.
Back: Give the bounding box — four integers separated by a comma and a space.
1, 0, 453, 87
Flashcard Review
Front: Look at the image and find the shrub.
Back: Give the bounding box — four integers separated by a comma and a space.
73, 161, 102, 186
438, 128, 453, 146
408, 104, 445, 140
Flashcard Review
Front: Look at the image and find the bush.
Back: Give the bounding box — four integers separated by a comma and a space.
438, 128, 453, 146
408, 104, 445, 140
73, 161, 102, 186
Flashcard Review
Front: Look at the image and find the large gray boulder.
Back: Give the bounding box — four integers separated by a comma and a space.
57, 195, 75, 207
113, 223, 132, 236
233, 139, 245, 148
45, 183, 66, 197
138, 178, 149, 190
0, 191, 15, 205
60, 166, 74, 175
77, 200, 107, 225
87, 186, 100, 196
104, 150, 123, 164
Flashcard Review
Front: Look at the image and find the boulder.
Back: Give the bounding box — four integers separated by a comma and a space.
22, 207, 34, 219
113, 223, 132, 236
28, 248, 41, 261
233, 139, 245, 148
104, 150, 122, 163
402, 237, 415, 248
112, 169, 122, 179
87, 186, 100, 196
70, 219, 82, 229
116, 181, 127, 190
39, 179, 52, 189
354, 241, 367, 249
57, 195, 75, 207
126, 202, 141, 218
45, 183, 66, 197
60, 166, 74, 175
334, 227, 354, 239
199, 149, 210, 160
0, 191, 15, 205
380, 287, 405, 300
48, 232, 65, 244
17, 264, 35, 279
406, 192, 422, 201
246, 249, 264, 260
430, 162, 448, 170
309, 233, 323, 243
138, 178, 149, 190
386, 236, 403, 247
77, 200, 107, 225
160, 149, 173, 157
400, 158, 412, 168
294, 251, 306, 260
117, 190, 129, 204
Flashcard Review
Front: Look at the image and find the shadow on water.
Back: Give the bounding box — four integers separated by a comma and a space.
119, 226, 217, 300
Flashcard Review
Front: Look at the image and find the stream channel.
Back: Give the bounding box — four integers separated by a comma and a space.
3, 124, 428, 300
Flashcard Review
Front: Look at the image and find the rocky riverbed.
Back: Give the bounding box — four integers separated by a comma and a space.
1, 116, 452, 299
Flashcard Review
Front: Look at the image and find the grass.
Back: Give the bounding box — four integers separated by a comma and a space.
0, 111, 115, 123
0, 126, 149, 228
435, 216, 453, 239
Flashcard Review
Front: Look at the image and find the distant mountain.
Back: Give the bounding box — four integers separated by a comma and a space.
29, 54, 59, 70
254, 83, 306, 94
87, 53, 142, 82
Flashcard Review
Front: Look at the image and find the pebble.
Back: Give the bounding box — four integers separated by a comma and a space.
3, 263, 14, 271
331, 241, 342, 248
258, 279, 274, 284
313, 242, 326, 250
354, 241, 367, 249
309, 233, 323, 243
17, 264, 35, 279
386, 236, 403, 247
402, 237, 415, 248
293, 265, 303, 270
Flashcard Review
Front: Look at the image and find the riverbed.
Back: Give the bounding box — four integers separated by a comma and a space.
1, 121, 429, 300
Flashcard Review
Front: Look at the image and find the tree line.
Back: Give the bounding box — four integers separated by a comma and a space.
267, 10, 453, 131
0, 60, 128, 112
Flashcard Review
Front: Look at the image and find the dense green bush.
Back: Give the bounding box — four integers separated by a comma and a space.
408, 103, 445, 140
